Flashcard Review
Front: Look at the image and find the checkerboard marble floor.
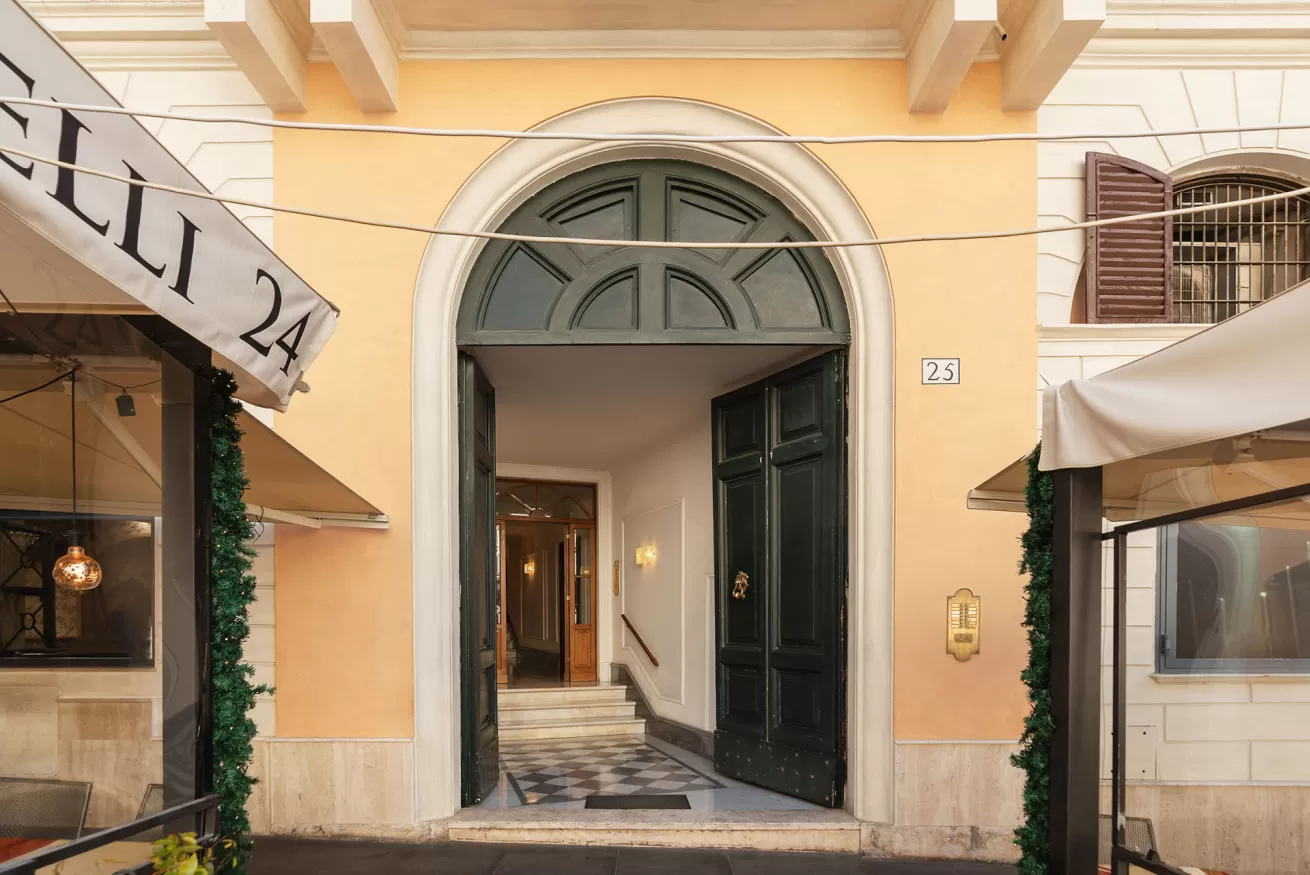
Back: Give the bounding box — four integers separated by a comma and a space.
476, 735, 820, 810
500, 737, 722, 805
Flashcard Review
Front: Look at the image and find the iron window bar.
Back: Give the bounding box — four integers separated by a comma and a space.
1173, 175, 1310, 324
0, 794, 220, 875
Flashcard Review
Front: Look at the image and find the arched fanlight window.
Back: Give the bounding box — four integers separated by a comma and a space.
1173, 174, 1310, 323
458, 160, 850, 346
494, 480, 594, 519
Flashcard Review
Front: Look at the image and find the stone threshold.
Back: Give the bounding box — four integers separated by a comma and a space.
447, 807, 861, 853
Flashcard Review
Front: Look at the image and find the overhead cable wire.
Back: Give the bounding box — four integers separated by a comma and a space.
4, 143, 1309, 250
6, 96, 1310, 144
0, 368, 76, 405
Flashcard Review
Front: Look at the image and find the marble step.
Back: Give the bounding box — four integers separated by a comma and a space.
498, 685, 632, 707
498, 717, 647, 742
447, 808, 861, 853
500, 700, 637, 725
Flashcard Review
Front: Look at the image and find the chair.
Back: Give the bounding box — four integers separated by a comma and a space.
135, 784, 164, 821
0, 777, 92, 840
1099, 813, 1158, 865
133, 784, 166, 841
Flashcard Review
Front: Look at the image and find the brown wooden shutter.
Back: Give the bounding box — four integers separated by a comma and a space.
1085, 152, 1174, 323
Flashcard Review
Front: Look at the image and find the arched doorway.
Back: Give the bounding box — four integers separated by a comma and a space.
410, 97, 895, 825
456, 158, 852, 808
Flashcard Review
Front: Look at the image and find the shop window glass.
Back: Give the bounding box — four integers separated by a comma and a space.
0, 316, 162, 668
1158, 521, 1310, 672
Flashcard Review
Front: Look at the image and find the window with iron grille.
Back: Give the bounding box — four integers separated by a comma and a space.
1173, 174, 1310, 324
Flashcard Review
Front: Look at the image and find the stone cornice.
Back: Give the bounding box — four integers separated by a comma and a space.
22, 0, 1310, 70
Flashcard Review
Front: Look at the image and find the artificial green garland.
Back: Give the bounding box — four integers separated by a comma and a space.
209, 369, 269, 874
1012, 445, 1054, 875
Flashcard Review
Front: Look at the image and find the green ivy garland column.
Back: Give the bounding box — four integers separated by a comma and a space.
209, 369, 269, 873
1012, 445, 1054, 875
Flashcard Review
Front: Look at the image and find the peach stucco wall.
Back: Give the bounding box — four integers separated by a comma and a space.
270, 59, 1035, 741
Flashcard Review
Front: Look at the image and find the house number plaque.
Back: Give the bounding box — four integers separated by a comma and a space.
947, 588, 981, 662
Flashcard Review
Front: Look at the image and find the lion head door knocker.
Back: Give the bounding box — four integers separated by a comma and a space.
732, 571, 750, 600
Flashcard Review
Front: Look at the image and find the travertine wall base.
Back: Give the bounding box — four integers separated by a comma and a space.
1113, 784, 1310, 875
861, 825, 1019, 862
246, 739, 415, 834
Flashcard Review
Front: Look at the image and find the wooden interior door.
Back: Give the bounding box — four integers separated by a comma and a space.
495, 522, 507, 685
565, 523, 597, 682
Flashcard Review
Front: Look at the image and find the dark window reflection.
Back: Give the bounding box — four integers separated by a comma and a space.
0, 515, 155, 664
1170, 521, 1310, 663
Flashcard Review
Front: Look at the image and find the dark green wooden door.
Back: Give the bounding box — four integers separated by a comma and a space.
458, 352, 499, 806
712, 350, 847, 807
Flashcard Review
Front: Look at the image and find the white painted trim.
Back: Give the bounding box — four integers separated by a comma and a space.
1150, 673, 1310, 684
704, 572, 715, 729
260, 736, 413, 743
411, 98, 895, 824
495, 462, 614, 676
398, 28, 908, 60
1076, 37, 1310, 67
1038, 324, 1208, 341
895, 739, 1021, 745
618, 498, 687, 708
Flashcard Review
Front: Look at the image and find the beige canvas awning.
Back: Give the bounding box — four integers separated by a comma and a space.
1, 0, 338, 408
971, 277, 1310, 524
0, 368, 383, 528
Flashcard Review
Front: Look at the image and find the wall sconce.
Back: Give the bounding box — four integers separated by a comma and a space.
523, 557, 535, 576
635, 545, 656, 567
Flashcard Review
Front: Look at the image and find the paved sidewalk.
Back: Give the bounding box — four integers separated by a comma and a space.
248, 838, 1017, 875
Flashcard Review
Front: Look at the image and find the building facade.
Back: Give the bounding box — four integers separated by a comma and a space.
5, 0, 1309, 868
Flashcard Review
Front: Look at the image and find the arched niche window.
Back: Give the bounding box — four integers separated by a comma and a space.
1173, 174, 1310, 324
457, 160, 850, 345
1083, 153, 1310, 325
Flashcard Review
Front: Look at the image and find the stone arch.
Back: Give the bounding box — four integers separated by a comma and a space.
411, 97, 895, 824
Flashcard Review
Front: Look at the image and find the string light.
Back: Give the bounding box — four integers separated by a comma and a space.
2, 144, 1307, 251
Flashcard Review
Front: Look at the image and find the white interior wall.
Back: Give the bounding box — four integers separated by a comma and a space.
611, 420, 715, 731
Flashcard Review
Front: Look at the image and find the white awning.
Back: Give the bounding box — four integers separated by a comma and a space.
0, 0, 337, 408
1038, 276, 1310, 473
971, 278, 1310, 523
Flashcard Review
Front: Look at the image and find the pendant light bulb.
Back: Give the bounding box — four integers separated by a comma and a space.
58, 372, 101, 592
54, 541, 102, 592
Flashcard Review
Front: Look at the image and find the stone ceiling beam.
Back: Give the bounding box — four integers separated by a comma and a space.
1001, 0, 1106, 110
204, 0, 309, 112
311, 0, 400, 112
905, 0, 999, 113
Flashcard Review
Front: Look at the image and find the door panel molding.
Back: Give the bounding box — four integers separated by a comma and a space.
712, 349, 847, 807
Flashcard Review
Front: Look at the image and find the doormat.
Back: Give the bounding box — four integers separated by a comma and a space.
584, 794, 691, 810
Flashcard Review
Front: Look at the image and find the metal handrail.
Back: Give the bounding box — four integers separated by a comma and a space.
620, 613, 659, 667
0, 794, 221, 875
